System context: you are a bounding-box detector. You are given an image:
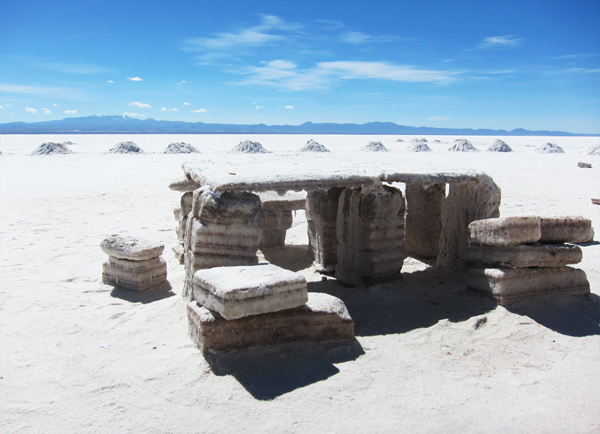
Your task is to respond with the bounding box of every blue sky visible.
[1,0,599,133]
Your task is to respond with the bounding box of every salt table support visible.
[182,190,262,299]
[437,174,501,271]
[465,216,591,305]
[101,236,167,291]
[306,187,344,273]
[169,175,202,264]
[335,184,406,286]
[259,209,293,247]
[404,182,445,259]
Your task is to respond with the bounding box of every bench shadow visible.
[260,244,312,272]
[109,280,175,304]
[206,339,364,400]
[506,293,600,337]
[308,266,497,337]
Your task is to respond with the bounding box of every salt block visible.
[306,188,344,272]
[539,216,594,244]
[404,183,444,259]
[195,191,262,226]
[187,292,354,354]
[577,162,592,169]
[192,264,308,320]
[173,207,182,221]
[188,219,260,252]
[100,236,165,261]
[463,243,582,268]
[468,216,541,246]
[180,191,193,217]
[259,229,287,248]
[467,266,590,305]
[172,244,184,264]
[259,210,293,231]
[338,184,405,221]
[102,256,167,291]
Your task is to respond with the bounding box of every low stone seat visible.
[101,235,165,261]
[192,264,308,320]
[539,216,594,244]
[468,217,541,246]
[187,292,354,354]
[463,243,582,268]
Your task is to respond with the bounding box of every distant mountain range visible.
[0,115,594,136]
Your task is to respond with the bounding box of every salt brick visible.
[100,236,165,261]
[463,243,582,268]
[539,216,594,244]
[468,217,540,246]
[102,256,167,291]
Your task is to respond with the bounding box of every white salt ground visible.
[1,134,599,434]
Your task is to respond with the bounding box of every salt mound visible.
[359,141,389,152]
[406,141,432,152]
[487,139,513,152]
[109,141,144,154]
[448,139,478,152]
[164,142,200,154]
[396,138,404,142]
[412,138,427,143]
[231,140,271,154]
[31,142,73,155]
[534,143,564,154]
[299,139,330,152]
[583,144,600,155]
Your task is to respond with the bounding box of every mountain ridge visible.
[0,115,594,136]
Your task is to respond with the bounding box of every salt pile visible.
[583,144,600,155]
[396,138,404,142]
[359,141,389,152]
[534,142,564,154]
[109,141,144,154]
[448,139,478,152]
[406,138,432,152]
[487,139,513,152]
[164,142,200,154]
[231,140,271,154]
[299,139,330,152]
[31,142,73,155]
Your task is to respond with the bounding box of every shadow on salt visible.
[109,281,175,304]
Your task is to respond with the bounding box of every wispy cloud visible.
[34,62,116,74]
[53,103,59,107]
[0,106,3,110]
[127,77,143,81]
[565,67,600,73]
[26,107,37,114]
[107,80,114,83]
[65,109,77,114]
[285,105,294,109]
[161,107,179,112]
[177,81,187,85]
[477,35,521,50]
[256,105,264,109]
[235,60,457,90]
[340,31,399,44]
[193,108,207,113]
[547,53,598,60]
[129,101,151,108]
[42,108,51,114]
[183,102,190,105]
[123,111,144,117]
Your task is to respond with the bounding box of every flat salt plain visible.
[1,134,599,434]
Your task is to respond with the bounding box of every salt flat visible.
[1,134,599,433]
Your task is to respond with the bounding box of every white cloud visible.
[127,77,143,81]
[478,35,521,50]
[565,67,600,74]
[107,80,114,83]
[123,111,144,117]
[427,116,450,121]
[161,107,179,112]
[26,107,37,114]
[5,104,11,107]
[183,102,190,105]
[235,60,457,90]
[43,109,51,114]
[64,109,77,114]
[284,105,294,109]
[256,105,264,109]
[52,103,59,107]
[193,108,207,113]
[0,106,3,110]
[129,101,152,108]
[177,81,187,85]
[340,31,398,44]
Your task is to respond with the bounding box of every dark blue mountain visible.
[0,115,592,136]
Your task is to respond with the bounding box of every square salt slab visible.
[192,263,308,320]
[468,216,541,246]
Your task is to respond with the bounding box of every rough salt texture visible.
[359,141,389,152]
[169,176,201,192]
[463,243,583,268]
[487,139,513,152]
[172,244,184,264]
[108,141,144,154]
[404,183,444,259]
[467,266,590,305]
[437,174,502,270]
[164,142,200,154]
[187,293,354,354]
[192,264,308,320]
[406,142,432,152]
[259,210,293,247]
[335,184,405,286]
[468,216,541,246]
[195,191,262,226]
[231,140,270,154]
[539,216,594,244]
[100,236,164,261]
[584,144,600,155]
[299,139,330,152]
[102,256,167,291]
[258,191,306,212]
[535,143,564,154]
[448,139,478,152]
[31,142,73,155]
[306,188,344,273]
[577,162,592,168]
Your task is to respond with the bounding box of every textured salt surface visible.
[487,139,513,152]
[231,140,271,154]
[406,142,433,152]
[449,139,479,152]
[31,142,73,155]
[299,139,330,152]
[109,141,144,154]
[535,142,564,153]
[584,144,600,155]
[359,141,388,152]
[164,142,200,154]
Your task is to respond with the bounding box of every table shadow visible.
[109,280,175,304]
